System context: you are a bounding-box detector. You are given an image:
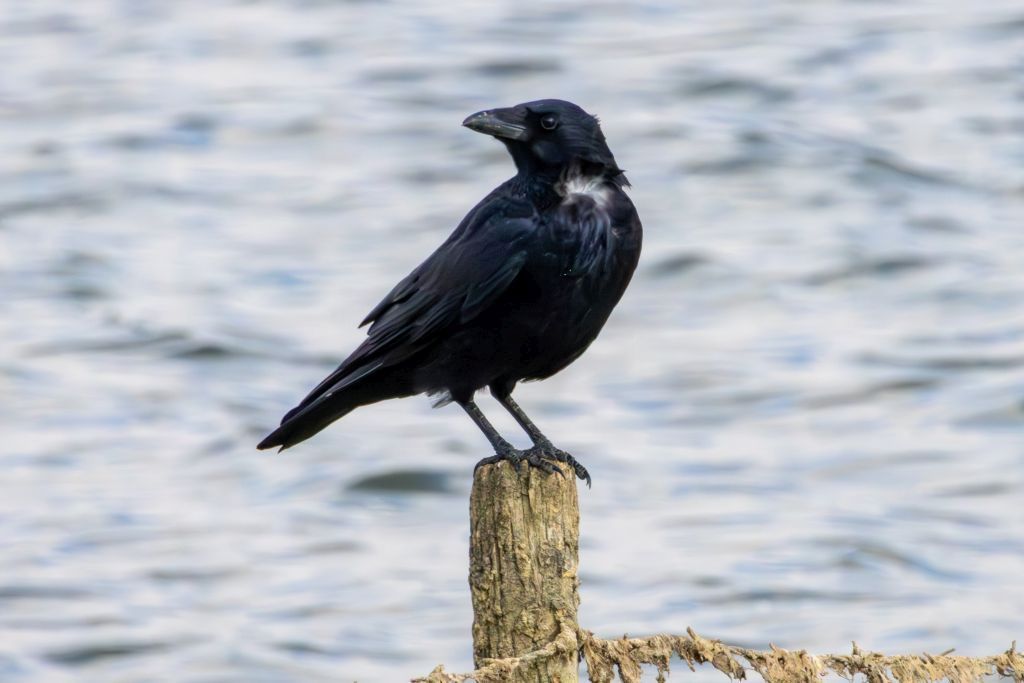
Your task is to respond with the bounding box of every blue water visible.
[2,1,1023,681]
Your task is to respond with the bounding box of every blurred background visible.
[2,1,1023,681]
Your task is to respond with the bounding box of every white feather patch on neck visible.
[557,174,610,208]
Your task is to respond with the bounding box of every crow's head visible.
[463,99,624,183]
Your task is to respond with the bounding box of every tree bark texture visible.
[469,459,580,683]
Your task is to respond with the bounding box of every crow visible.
[257,99,642,486]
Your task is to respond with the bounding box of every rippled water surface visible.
[3,1,1024,680]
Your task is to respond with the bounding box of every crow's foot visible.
[474,444,562,478]
[525,441,591,488]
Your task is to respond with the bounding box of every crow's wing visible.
[282,195,536,420]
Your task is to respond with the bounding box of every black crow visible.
[258,99,642,486]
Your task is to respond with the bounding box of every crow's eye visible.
[540,114,558,130]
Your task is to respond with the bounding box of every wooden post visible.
[469,459,580,683]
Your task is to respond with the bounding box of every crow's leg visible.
[493,393,591,487]
[459,400,560,477]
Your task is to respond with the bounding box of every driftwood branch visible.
[412,458,1023,683]
[416,629,1023,683]
[579,629,1023,683]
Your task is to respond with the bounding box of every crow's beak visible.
[462,108,529,141]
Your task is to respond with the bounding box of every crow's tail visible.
[257,363,416,451]
[256,393,358,451]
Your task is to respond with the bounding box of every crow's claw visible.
[523,451,563,477]
[474,443,569,480]
[524,443,592,488]
[474,441,521,474]
[473,439,591,486]
[474,453,505,474]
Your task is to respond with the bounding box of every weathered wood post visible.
[468,459,580,682]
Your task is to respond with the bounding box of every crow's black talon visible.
[579,468,592,488]
[517,444,591,484]
[528,444,592,486]
[473,453,504,474]
[475,440,590,483]
[524,452,560,476]
[475,444,561,478]
[561,454,591,486]
[569,462,591,487]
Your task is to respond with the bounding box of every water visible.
[2,1,1023,681]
